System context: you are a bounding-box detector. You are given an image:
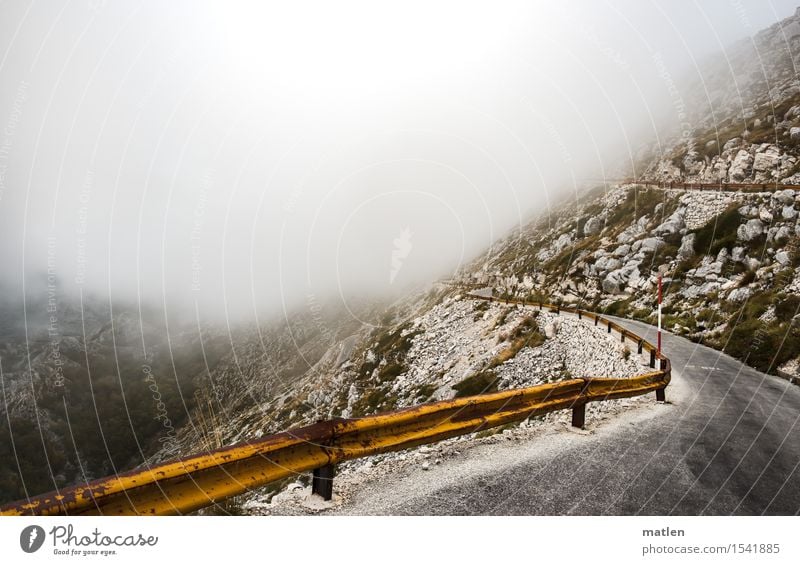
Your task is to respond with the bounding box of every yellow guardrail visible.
[0,296,670,516]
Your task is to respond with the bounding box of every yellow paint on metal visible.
[0,296,670,517]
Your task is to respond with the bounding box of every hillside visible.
[3,5,800,514]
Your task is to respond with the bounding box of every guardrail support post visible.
[656,388,666,402]
[556,306,560,315]
[649,350,656,368]
[637,340,643,354]
[594,316,598,326]
[312,464,335,501]
[620,332,625,343]
[607,321,612,333]
[578,310,582,320]
[571,403,586,429]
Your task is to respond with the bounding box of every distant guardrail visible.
[623,179,800,193]
[0,296,670,516]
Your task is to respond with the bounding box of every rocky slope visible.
[0,286,379,504]
[4,6,800,514]
[462,182,800,381]
[451,9,800,385]
[641,8,800,185]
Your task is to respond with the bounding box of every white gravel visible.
[242,302,663,516]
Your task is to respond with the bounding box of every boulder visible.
[782,205,798,220]
[682,151,704,176]
[594,256,622,274]
[612,244,631,257]
[769,225,792,243]
[775,189,796,205]
[654,210,686,235]
[602,265,640,294]
[639,237,666,253]
[729,150,753,181]
[691,257,723,280]
[727,287,753,302]
[678,233,696,260]
[583,216,604,236]
[737,218,764,241]
[722,138,741,152]
[543,320,560,338]
[555,233,572,250]
[776,251,791,266]
[753,145,782,177]
[738,204,759,218]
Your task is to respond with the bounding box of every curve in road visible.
[334,316,800,515]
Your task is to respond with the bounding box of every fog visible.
[0,0,795,321]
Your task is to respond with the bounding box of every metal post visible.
[571,403,586,429]
[656,388,666,402]
[607,321,612,333]
[312,464,335,501]
[578,310,582,320]
[649,350,656,368]
[620,331,625,343]
[594,316,598,326]
[556,306,560,315]
[657,274,663,357]
[637,339,643,354]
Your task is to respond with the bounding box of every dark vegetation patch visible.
[454,314,547,398]
[692,205,743,256]
[712,290,800,374]
[453,371,499,398]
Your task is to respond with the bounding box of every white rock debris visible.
[388,298,651,406]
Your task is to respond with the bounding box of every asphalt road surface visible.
[339,318,800,515]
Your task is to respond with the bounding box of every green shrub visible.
[775,296,800,322]
[378,362,405,382]
[693,205,742,256]
[453,371,499,398]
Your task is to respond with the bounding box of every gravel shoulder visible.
[243,309,681,516]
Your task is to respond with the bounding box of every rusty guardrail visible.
[622,179,799,193]
[0,296,670,516]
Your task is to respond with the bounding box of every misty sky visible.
[0,0,797,320]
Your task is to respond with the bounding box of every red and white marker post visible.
[657,274,662,357]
